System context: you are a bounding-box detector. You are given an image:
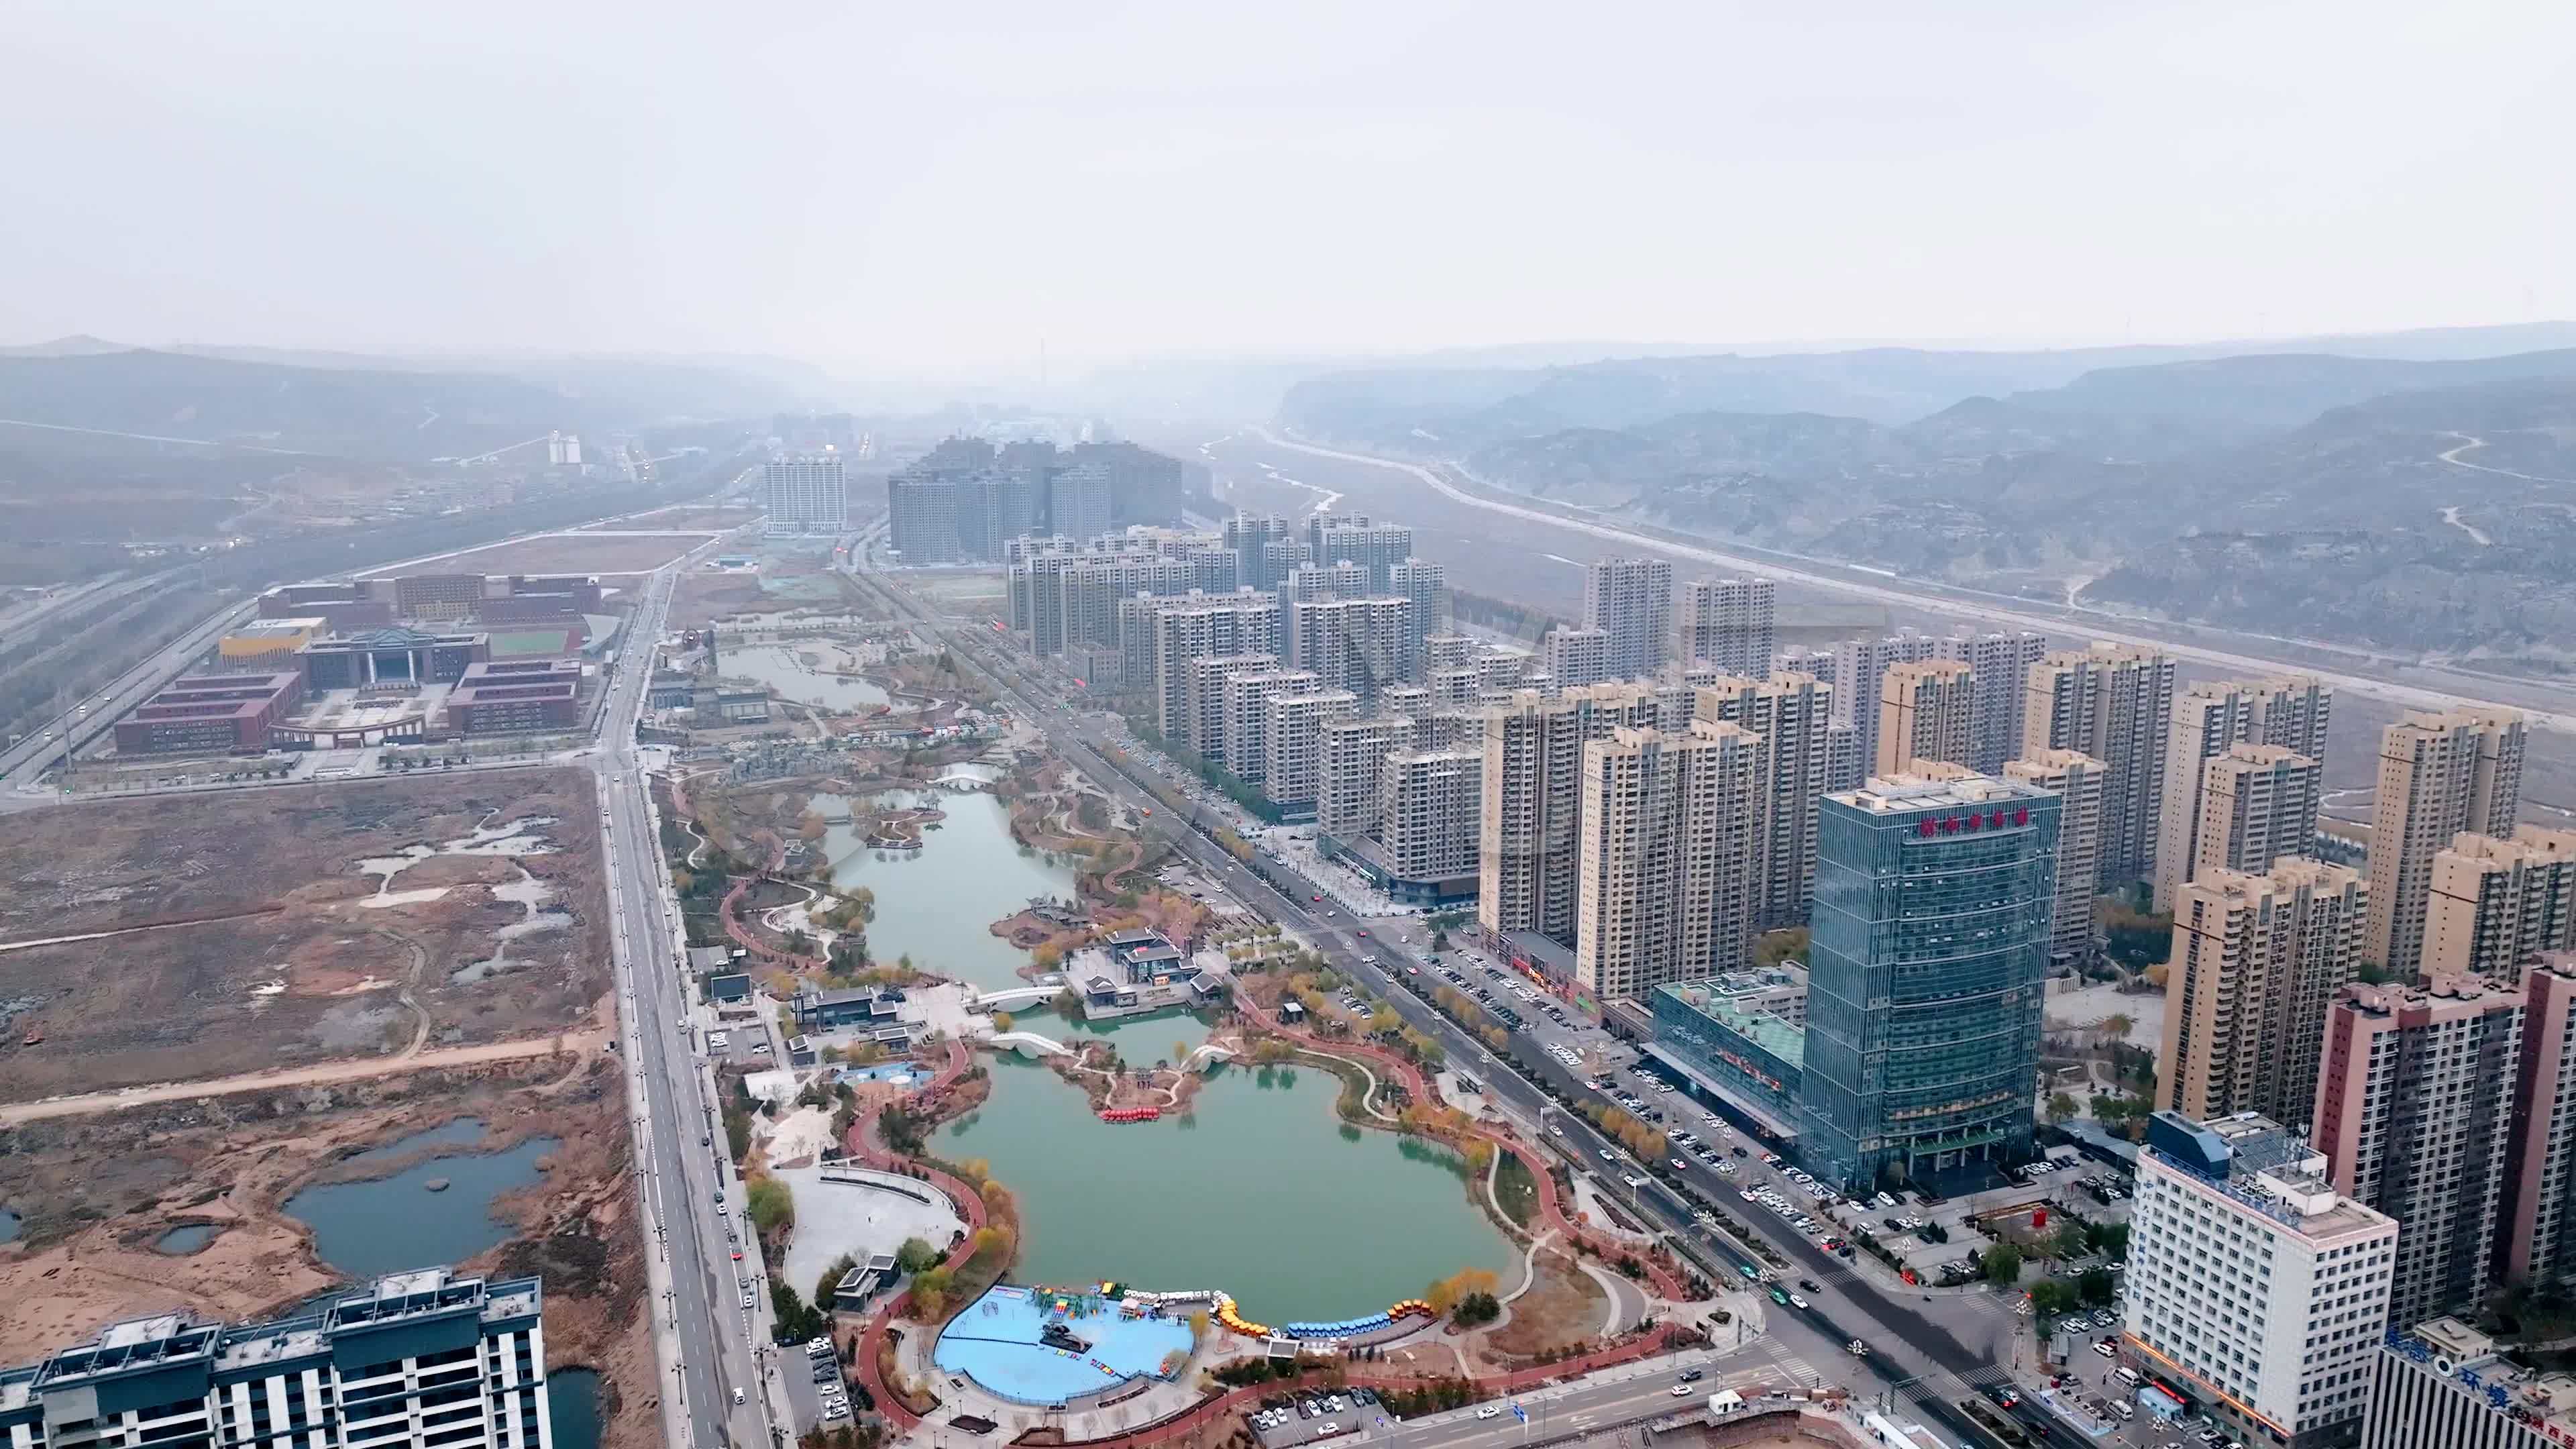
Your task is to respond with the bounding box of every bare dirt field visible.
[0,769,608,1101]
[0,1051,656,1449]
[580,505,759,532]
[384,531,712,578]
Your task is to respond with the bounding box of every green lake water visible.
[825,791,1079,991]
[944,1055,1512,1326]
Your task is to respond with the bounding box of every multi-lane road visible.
[845,566,2091,1449]
[595,553,780,1449]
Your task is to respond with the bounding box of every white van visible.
[2116,1367,2141,1387]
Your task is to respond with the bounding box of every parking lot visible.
[790,1336,854,1429]
[1248,1385,1395,1448]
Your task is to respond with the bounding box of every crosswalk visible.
[1760,1344,1823,1389]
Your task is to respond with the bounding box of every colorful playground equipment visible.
[1096,1106,1163,1123]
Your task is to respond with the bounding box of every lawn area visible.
[1495,1152,1540,1230]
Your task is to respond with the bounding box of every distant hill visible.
[0,345,818,460]
[0,349,582,460]
[2002,348,2576,429]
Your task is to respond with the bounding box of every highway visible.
[595,551,780,1449]
[0,594,257,799]
[1238,425,2576,735]
[843,565,2088,1449]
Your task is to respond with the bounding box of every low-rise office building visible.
[113,672,306,755]
[444,659,582,735]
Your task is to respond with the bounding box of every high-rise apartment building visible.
[1145,590,1281,748]
[1289,596,1417,704]
[1222,513,1296,588]
[1318,715,1416,844]
[2504,955,2576,1293]
[1694,672,1835,930]
[2426,826,2576,980]
[763,451,848,536]
[1678,578,1776,679]
[0,1269,549,1449]
[1478,684,1678,947]
[1377,747,1485,885]
[1280,560,1368,604]
[2155,677,2334,910]
[1388,558,1448,651]
[2193,744,2322,885]
[1801,771,2058,1189]
[1931,631,2047,774]
[2024,643,2176,888]
[1875,659,1977,777]
[2158,859,2367,1125]
[2006,750,2108,963]
[1184,652,1277,768]
[1582,558,1674,682]
[1217,667,1315,784]
[1261,688,1358,814]
[2362,1316,2576,1449]
[1830,633,1941,785]
[2369,708,2528,978]
[2312,974,2523,1328]
[2127,1111,2396,1449]
[1542,627,1611,688]
[1011,543,1236,662]
[1574,721,1759,1002]
[1308,518,1414,590]
[1046,463,1113,546]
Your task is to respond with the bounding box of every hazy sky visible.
[5,1,2571,374]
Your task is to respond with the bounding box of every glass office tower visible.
[1801,771,2060,1191]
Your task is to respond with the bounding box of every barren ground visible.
[384,532,713,578]
[0,1051,655,1449]
[0,769,608,1100]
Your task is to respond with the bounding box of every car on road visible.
[1768,1287,1790,1305]
[1678,1369,1704,1383]
[2093,1342,2117,1358]
[1600,1149,1617,1162]
[1788,1294,1809,1309]
[731,1249,743,1260]
[1986,1385,2020,1409]
[1475,1406,1501,1419]
[1799,1279,1820,1291]
[1668,1385,1692,1397]
[1549,1125,1565,1137]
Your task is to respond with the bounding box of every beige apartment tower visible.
[2006,750,2108,963]
[1694,671,1835,930]
[2192,743,2322,885]
[2424,826,2576,979]
[1377,747,1484,883]
[1317,715,1416,843]
[1876,658,1977,779]
[2024,643,2177,888]
[1582,557,1674,682]
[2367,708,2527,979]
[1477,683,1678,946]
[2158,857,2367,1126]
[2154,676,2334,911]
[1678,577,1776,679]
[1574,720,1760,1001]
[1260,688,1358,811]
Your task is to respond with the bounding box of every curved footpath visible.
[838,1029,1700,1446]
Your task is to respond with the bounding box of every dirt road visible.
[0,1028,607,1125]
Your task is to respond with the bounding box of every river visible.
[825,791,1079,992]
[943,1055,1512,1325]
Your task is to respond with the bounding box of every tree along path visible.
[837,1032,1697,1444]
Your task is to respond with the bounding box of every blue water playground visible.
[935,1284,1440,1408]
[933,1285,1193,1407]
